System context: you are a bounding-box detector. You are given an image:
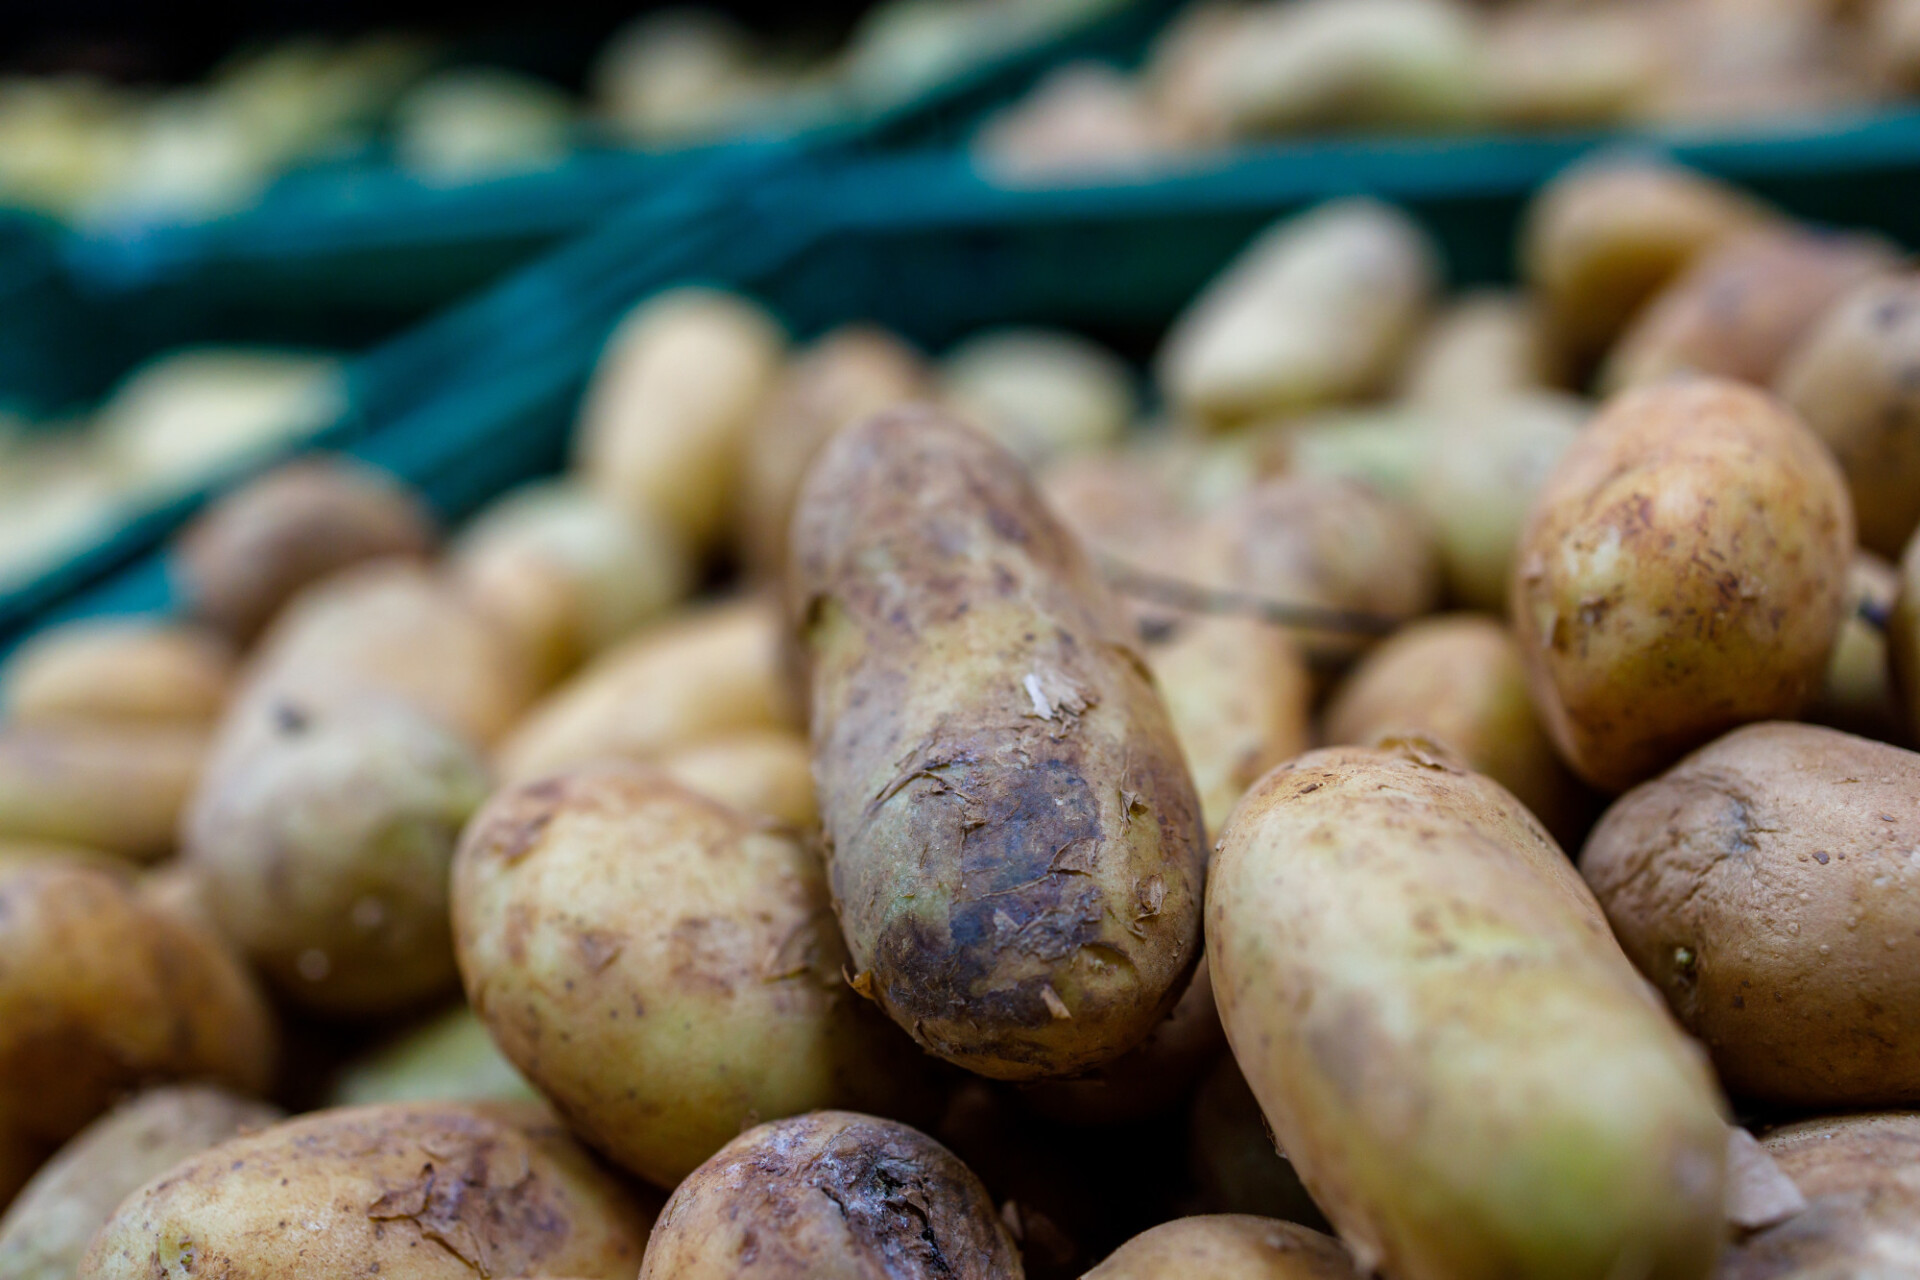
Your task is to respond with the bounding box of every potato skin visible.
[0,722,208,862]
[1512,378,1853,792]
[1809,553,1904,744]
[329,1004,536,1107]
[1581,722,1920,1106]
[657,727,818,828]
[2,620,233,727]
[790,407,1205,1081]
[79,1102,656,1280]
[1086,1216,1361,1280]
[1719,1112,1920,1278]
[1209,741,1727,1280]
[638,1110,1021,1279]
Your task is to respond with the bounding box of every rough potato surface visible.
[1719,1113,1920,1278]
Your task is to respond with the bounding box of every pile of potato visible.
[6,153,1920,1278]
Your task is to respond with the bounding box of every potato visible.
[1778,273,1920,557]
[1208,741,1728,1280]
[1037,447,1190,572]
[1187,1057,1324,1226]
[974,63,1178,184]
[657,727,817,828]
[1871,0,1920,93]
[329,1004,535,1107]
[496,595,796,784]
[1602,229,1898,393]
[184,692,489,1017]
[2,620,232,727]
[1719,1111,1920,1278]
[638,1111,1020,1279]
[450,478,691,688]
[0,721,207,861]
[1400,291,1561,405]
[454,765,929,1187]
[1512,379,1853,792]
[0,860,275,1203]
[575,287,786,552]
[1581,722,1920,1107]
[1481,6,1662,129]
[392,68,573,180]
[592,9,759,144]
[1324,614,1589,844]
[80,1101,656,1280]
[0,1085,281,1280]
[1157,199,1438,426]
[172,456,436,642]
[1086,1216,1362,1280]
[1810,552,1904,743]
[737,326,929,579]
[1520,158,1772,361]
[791,407,1205,1080]
[939,327,1137,466]
[1278,406,1432,504]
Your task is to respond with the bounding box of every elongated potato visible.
[791,407,1206,1080]
[0,860,275,1204]
[939,327,1137,466]
[330,1004,535,1107]
[1209,741,1728,1280]
[638,1111,1020,1279]
[0,1085,281,1280]
[1087,1216,1362,1280]
[1810,552,1904,743]
[0,721,207,861]
[79,1102,656,1280]
[1719,1112,1920,1278]
[2,620,232,727]
[1582,722,1920,1107]
[657,727,817,828]
[1512,379,1853,792]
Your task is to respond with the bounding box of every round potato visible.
[172,455,435,643]
[329,1004,535,1107]
[1209,741,1727,1280]
[1037,447,1190,573]
[79,1102,657,1280]
[0,721,208,862]
[638,1110,1020,1279]
[1086,1216,1362,1280]
[1400,290,1561,405]
[0,860,275,1203]
[791,407,1205,1081]
[1,619,233,727]
[1809,552,1904,744]
[1582,722,1920,1106]
[939,327,1137,466]
[1512,378,1854,792]
[1720,1112,1920,1278]
[657,727,817,828]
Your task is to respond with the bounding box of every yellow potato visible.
[1,619,233,726]
[657,727,817,828]
[1086,1216,1362,1280]
[1719,1111,1920,1277]
[1400,290,1562,405]
[0,721,207,861]
[1810,552,1904,744]
[939,326,1137,466]
[329,1003,535,1107]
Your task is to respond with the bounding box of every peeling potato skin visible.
[1718,1113,1920,1278]
[1208,742,1727,1280]
[1581,722,1920,1107]
[637,1110,1021,1279]
[1511,378,1854,793]
[77,1101,657,1280]
[1085,1215,1362,1280]
[0,861,276,1205]
[790,408,1206,1081]
[453,765,931,1189]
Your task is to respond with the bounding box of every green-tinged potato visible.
[392,68,573,180]
[1188,1057,1325,1226]
[329,1004,535,1106]
[791,408,1205,1080]
[184,693,489,1017]
[2,620,232,727]
[172,456,435,643]
[1778,273,1920,557]
[738,326,930,578]
[1324,614,1590,844]
[1603,230,1898,393]
[1087,1216,1362,1280]
[0,860,275,1203]
[0,1085,281,1280]
[1810,552,1904,744]
[1400,291,1562,405]
[638,1111,1020,1280]
[657,727,817,828]
[496,595,797,784]
[1209,741,1728,1280]
[79,1101,656,1280]
[1278,406,1433,504]
[575,287,786,551]
[1719,1112,1920,1278]
[1481,6,1662,129]
[1158,199,1438,426]
[454,766,930,1188]
[939,327,1137,466]
[1520,158,1773,361]
[1512,379,1854,792]
[1582,722,1920,1107]
[0,721,207,861]
[450,478,691,688]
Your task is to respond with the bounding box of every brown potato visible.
[1400,290,1562,405]
[638,1111,1020,1279]
[1809,552,1904,744]
[172,455,435,643]
[656,727,817,828]
[1,620,233,727]
[791,407,1205,1081]
[0,860,275,1203]
[0,721,208,862]
[1719,1112,1920,1277]
[1086,1216,1362,1279]
[79,1102,656,1280]
[1512,378,1854,792]
[1582,722,1920,1107]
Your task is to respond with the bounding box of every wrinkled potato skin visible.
[454,767,928,1188]
[496,595,797,784]
[1086,1216,1362,1280]
[1809,552,1904,744]
[173,456,435,643]
[1512,379,1854,792]
[0,722,208,862]
[0,861,275,1204]
[657,728,818,828]
[1209,742,1727,1280]
[1719,1113,1920,1279]
[79,1102,656,1280]
[1582,723,1920,1107]
[791,408,1206,1081]
[638,1111,1021,1280]
[2,621,233,727]
[0,1085,282,1280]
